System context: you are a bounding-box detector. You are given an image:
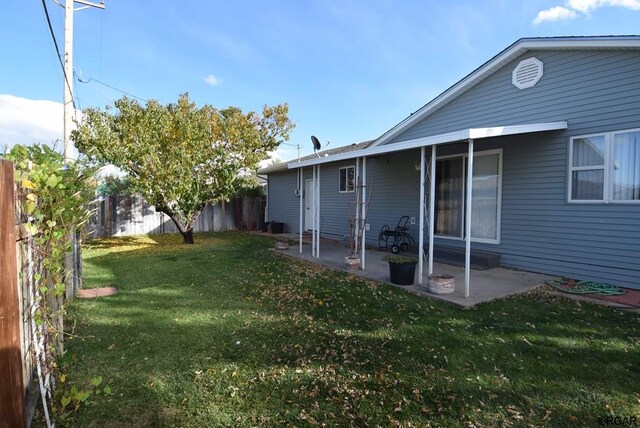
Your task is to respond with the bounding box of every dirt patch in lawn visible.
[77,287,118,299]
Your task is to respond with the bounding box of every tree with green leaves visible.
[96,174,139,196]
[72,93,293,244]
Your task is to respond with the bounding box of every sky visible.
[2,0,640,162]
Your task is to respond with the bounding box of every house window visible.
[569,129,640,203]
[339,166,355,193]
[435,150,502,243]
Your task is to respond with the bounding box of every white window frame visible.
[568,128,640,204]
[435,148,503,245]
[338,165,355,193]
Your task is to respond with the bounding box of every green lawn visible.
[58,232,639,427]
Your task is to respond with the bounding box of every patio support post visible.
[355,158,360,256]
[418,147,425,284]
[465,139,474,298]
[316,165,321,258]
[299,168,303,254]
[360,157,367,270]
[428,145,436,275]
[312,165,316,257]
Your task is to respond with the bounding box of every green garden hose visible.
[545,279,625,296]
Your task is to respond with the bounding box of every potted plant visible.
[428,273,455,294]
[384,255,418,285]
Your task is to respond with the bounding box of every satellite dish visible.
[311,135,321,152]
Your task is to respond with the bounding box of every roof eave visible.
[287,121,568,169]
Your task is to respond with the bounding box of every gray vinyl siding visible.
[266,171,299,233]
[388,50,640,141]
[267,155,424,244]
[364,150,421,248]
[267,48,640,289]
[318,160,356,240]
[383,49,640,289]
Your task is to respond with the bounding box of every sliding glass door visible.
[435,150,502,243]
[435,157,464,237]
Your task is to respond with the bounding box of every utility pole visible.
[62,0,105,162]
[61,0,105,301]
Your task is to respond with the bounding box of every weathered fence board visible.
[0,160,27,428]
[88,196,265,238]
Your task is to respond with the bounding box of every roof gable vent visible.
[512,57,543,90]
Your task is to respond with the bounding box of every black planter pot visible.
[388,261,417,285]
[270,222,284,234]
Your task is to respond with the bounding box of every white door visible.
[305,179,315,231]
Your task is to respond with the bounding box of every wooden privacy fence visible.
[1,160,66,428]
[87,195,266,238]
[1,160,46,428]
[0,160,26,427]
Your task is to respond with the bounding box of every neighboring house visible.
[260,36,640,291]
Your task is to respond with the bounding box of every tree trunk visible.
[181,229,195,244]
[159,210,196,245]
[155,204,205,245]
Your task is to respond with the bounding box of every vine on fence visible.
[5,144,96,425]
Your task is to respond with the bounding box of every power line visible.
[40,0,77,110]
[78,75,113,104]
[76,76,148,103]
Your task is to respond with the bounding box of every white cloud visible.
[204,74,223,86]
[568,0,640,12]
[533,6,579,24]
[0,94,64,151]
[533,0,640,24]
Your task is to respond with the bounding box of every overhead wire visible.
[76,76,148,103]
[76,73,113,105]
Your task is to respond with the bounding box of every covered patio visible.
[287,122,567,303]
[271,236,554,308]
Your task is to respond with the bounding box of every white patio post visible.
[316,164,321,258]
[465,139,474,298]
[299,168,303,254]
[418,147,425,284]
[354,158,360,256]
[428,145,436,275]
[360,157,367,270]
[312,165,316,257]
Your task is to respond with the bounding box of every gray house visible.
[260,36,640,293]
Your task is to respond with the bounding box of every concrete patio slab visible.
[269,236,556,308]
